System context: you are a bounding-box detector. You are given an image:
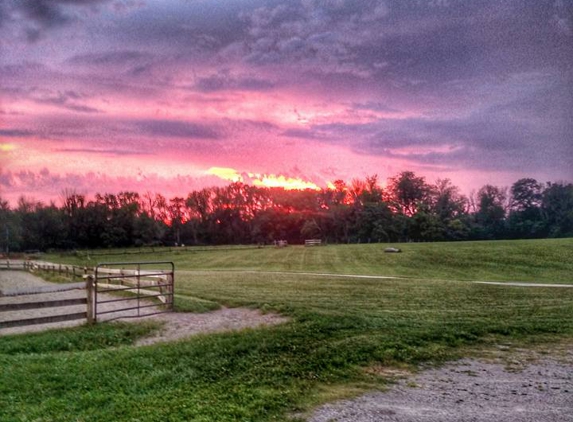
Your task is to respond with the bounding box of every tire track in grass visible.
[179,270,573,287]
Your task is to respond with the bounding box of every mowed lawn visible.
[1,239,572,421]
[51,238,573,282]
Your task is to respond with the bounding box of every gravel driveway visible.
[310,347,573,422]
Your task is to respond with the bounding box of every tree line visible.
[1,171,572,252]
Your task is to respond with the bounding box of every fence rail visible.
[0,260,173,332]
[94,261,174,322]
[0,261,31,271]
[0,294,88,329]
[1,260,94,281]
[0,312,88,329]
[305,239,322,246]
[0,298,87,312]
[1,281,86,297]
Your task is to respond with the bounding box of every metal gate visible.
[93,261,174,322]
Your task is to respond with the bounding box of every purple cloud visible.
[0,0,570,201]
[0,129,33,137]
[34,91,102,113]
[193,73,276,92]
[134,119,221,140]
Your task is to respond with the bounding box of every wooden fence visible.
[0,260,32,271]
[304,239,322,246]
[1,260,173,331]
[0,278,94,330]
[0,260,93,280]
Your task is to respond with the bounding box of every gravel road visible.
[310,348,573,422]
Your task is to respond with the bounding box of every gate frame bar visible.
[93,261,174,323]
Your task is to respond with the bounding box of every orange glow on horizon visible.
[252,174,320,191]
[0,143,16,152]
[207,167,242,182]
[206,166,322,191]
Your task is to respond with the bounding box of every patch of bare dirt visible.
[135,307,289,346]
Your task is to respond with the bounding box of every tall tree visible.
[541,182,573,237]
[431,179,468,221]
[507,178,544,238]
[387,171,431,216]
[510,178,543,212]
[475,184,507,238]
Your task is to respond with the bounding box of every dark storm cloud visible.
[18,0,112,25]
[321,107,550,162]
[108,2,241,53]
[0,3,6,28]
[19,1,70,28]
[363,116,527,152]
[193,74,276,93]
[55,148,150,156]
[351,102,401,113]
[281,129,325,140]
[134,120,221,140]
[6,115,254,147]
[233,1,391,77]
[66,50,159,78]
[67,51,151,67]
[283,66,573,173]
[0,129,33,137]
[4,117,115,141]
[34,91,102,113]
[9,0,113,42]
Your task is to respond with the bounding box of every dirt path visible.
[309,346,573,422]
[135,308,288,346]
[0,271,288,340]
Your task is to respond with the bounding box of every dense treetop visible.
[1,172,572,251]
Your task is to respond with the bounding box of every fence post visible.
[86,275,95,324]
[169,273,174,310]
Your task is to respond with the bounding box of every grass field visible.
[49,238,573,282]
[2,239,572,421]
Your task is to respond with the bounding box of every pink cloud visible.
[0,168,229,205]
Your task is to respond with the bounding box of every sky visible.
[0,0,572,205]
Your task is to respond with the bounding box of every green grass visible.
[0,321,161,355]
[173,294,221,313]
[2,239,572,421]
[48,238,573,283]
